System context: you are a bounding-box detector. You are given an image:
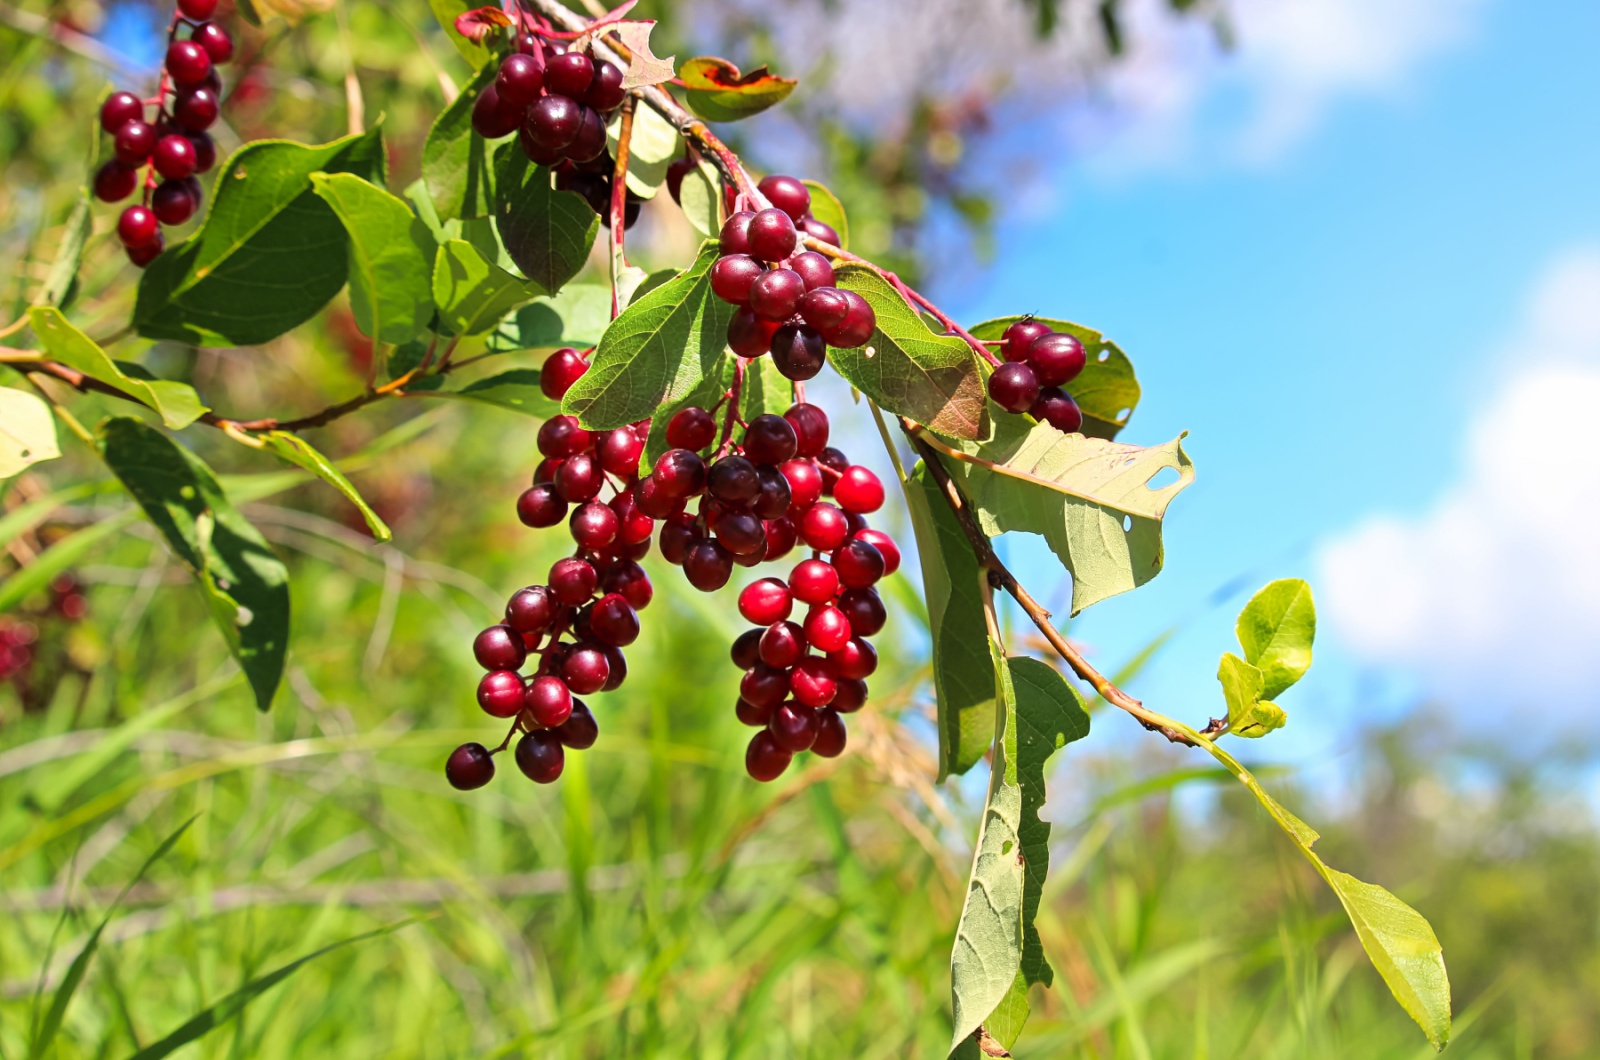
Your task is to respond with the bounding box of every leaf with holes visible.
[607,103,680,199]
[832,265,987,439]
[423,64,498,223]
[256,431,391,541]
[969,315,1141,439]
[1236,578,1316,699]
[801,179,848,249]
[680,56,797,122]
[493,147,599,292]
[309,173,435,347]
[0,388,59,479]
[611,20,676,90]
[560,241,735,430]
[28,307,208,428]
[133,129,385,346]
[926,409,1193,613]
[432,239,535,336]
[99,417,290,710]
[487,283,612,352]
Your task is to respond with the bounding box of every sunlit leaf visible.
[310,173,435,347]
[0,387,60,479]
[1235,578,1315,699]
[801,179,848,250]
[432,239,534,335]
[256,431,392,541]
[422,64,498,223]
[493,147,599,293]
[607,103,680,199]
[680,56,797,122]
[28,307,208,428]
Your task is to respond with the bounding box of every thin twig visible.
[609,95,636,317]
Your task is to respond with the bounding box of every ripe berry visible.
[819,291,875,348]
[829,637,877,680]
[989,362,1041,413]
[496,53,544,107]
[832,538,885,589]
[788,251,835,291]
[567,107,608,163]
[790,656,837,707]
[736,697,773,727]
[852,529,901,577]
[192,22,233,64]
[763,518,798,561]
[834,466,884,513]
[1028,332,1086,387]
[446,742,496,789]
[545,52,595,97]
[601,561,653,610]
[748,268,805,321]
[759,620,806,669]
[100,92,144,135]
[602,645,629,690]
[589,593,640,647]
[553,453,602,503]
[582,59,626,111]
[537,414,593,458]
[758,174,811,221]
[173,87,219,132]
[478,670,526,717]
[789,559,839,604]
[472,85,523,139]
[653,448,707,500]
[727,308,780,357]
[598,428,643,477]
[667,406,717,451]
[838,587,886,636]
[833,678,867,713]
[710,254,763,305]
[683,540,733,592]
[738,578,793,625]
[745,730,792,782]
[549,556,598,604]
[740,663,791,709]
[178,0,219,18]
[556,699,599,748]
[1031,388,1083,433]
[127,234,165,267]
[798,216,841,247]
[811,708,848,757]
[525,674,574,726]
[633,475,679,520]
[474,624,527,671]
[770,324,825,380]
[188,132,216,173]
[798,502,849,552]
[117,205,159,248]
[731,628,763,670]
[506,585,556,634]
[780,461,823,515]
[816,446,849,485]
[515,730,565,783]
[658,520,697,565]
[804,604,852,653]
[769,701,819,752]
[780,406,827,460]
[796,287,849,332]
[569,500,619,550]
[753,467,793,519]
[113,120,156,164]
[153,134,197,179]
[562,644,610,694]
[609,490,654,545]
[1002,319,1051,362]
[747,208,798,261]
[165,41,213,87]
[93,161,139,203]
[715,511,766,555]
[708,455,760,507]
[517,484,567,528]
[527,95,581,151]
[720,210,754,255]
[540,347,589,400]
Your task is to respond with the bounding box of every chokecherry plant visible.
[0,0,1452,1054]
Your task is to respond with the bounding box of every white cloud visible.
[1317,249,1600,717]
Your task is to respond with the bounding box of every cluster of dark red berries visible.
[986,320,1087,433]
[709,175,875,381]
[93,0,233,267]
[0,574,89,715]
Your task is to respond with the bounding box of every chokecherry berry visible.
[1031,388,1083,433]
[829,637,878,680]
[819,291,875,348]
[570,499,619,549]
[747,208,798,262]
[759,620,807,669]
[764,517,798,561]
[789,251,835,291]
[100,92,144,135]
[540,347,589,400]
[602,561,653,610]
[496,53,544,107]
[790,656,838,707]
[1002,319,1051,362]
[598,427,643,477]
[562,644,611,694]
[790,559,840,604]
[1029,332,1086,387]
[652,448,708,500]
[770,324,826,380]
[780,458,823,513]
[567,107,607,163]
[581,60,626,111]
[127,234,165,267]
[556,699,599,748]
[506,585,556,634]
[589,593,640,646]
[477,670,526,717]
[804,604,852,653]
[784,403,829,457]
[834,466,884,513]
[731,627,764,670]
[832,678,868,713]
[515,729,565,783]
[740,663,791,709]
[117,205,159,248]
[474,624,527,671]
[736,697,774,727]
[745,730,791,781]
[549,556,599,604]
[93,162,139,204]
[852,529,901,577]
[710,254,763,305]
[811,708,848,757]
[609,490,654,544]
[838,587,887,636]
[832,538,885,589]
[537,414,593,458]
[545,51,595,97]
[527,95,581,151]
[165,41,213,87]
[798,216,841,247]
[758,174,811,221]
[188,132,216,173]
[472,85,523,139]
[446,742,496,789]
[707,455,760,507]
[727,308,779,357]
[738,578,793,625]
[666,406,717,451]
[153,134,197,180]
[715,511,766,555]
[517,484,567,528]
[525,674,574,727]
[798,502,850,552]
[173,87,219,132]
[683,540,733,592]
[989,362,1040,413]
[720,210,754,256]
[113,120,156,164]
[748,268,805,321]
[769,701,819,752]
[192,22,233,64]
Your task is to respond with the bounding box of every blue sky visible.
[936,0,1600,764]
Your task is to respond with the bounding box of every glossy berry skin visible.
[590,593,640,646]
[719,211,754,255]
[834,466,884,513]
[113,120,156,164]
[569,500,619,550]
[472,86,523,139]
[829,637,878,680]
[549,556,599,604]
[666,406,716,451]
[770,324,826,380]
[804,604,853,653]
[93,161,139,203]
[537,414,592,458]
[759,620,806,669]
[754,467,793,519]
[598,428,643,477]
[525,675,574,727]
[683,540,733,592]
[832,538,886,589]
[748,268,806,321]
[811,708,848,757]
[798,216,841,247]
[188,132,216,173]
[798,502,850,552]
[126,234,165,267]
[474,624,527,671]
[740,664,791,709]
[517,484,567,528]
[758,174,811,221]
[446,742,496,789]
[658,520,697,565]
[1002,319,1051,362]
[790,657,838,707]
[738,578,793,625]
[117,205,159,248]
[527,95,581,150]
[1031,388,1083,433]
[820,291,875,348]
[582,60,626,111]
[710,254,763,305]
[652,449,707,500]
[545,52,595,97]
[839,587,887,636]
[192,22,233,64]
[769,701,819,752]
[515,730,565,783]
[166,41,213,87]
[779,459,822,514]
[567,107,608,163]
[715,511,766,556]
[816,447,849,486]
[832,678,868,713]
[609,491,654,545]
[789,251,835,291]
[100,92,144,134]
[173,87,219,132]
[708,455,760,507]
[541,347,589,399]
[1028,332,1086,387]
[727,308,780,357]
[555,453,604,502]
[745,730,792,782]
[989,362,1041,413]
[783,404,829,457]
[602,561,654,610]
[556,700,599,748]
[747,208,798,262]
[731,628,763,670]
[736,697,773,727]
[852,529,901,577]
[506,585,556,634]
[764,518,798,561]
[562,644,611,694]
[478,670,526,718]
[496,53,544,107]
[790,559,839,604]
[795,288,848,332]
[153,135,196,180]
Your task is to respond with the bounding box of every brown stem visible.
[609,95,635,317]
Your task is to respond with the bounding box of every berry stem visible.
[716,356,746,455]
[609,94,635,318]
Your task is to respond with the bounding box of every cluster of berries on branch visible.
[709,175,874,381]
[987,319,1087,433]
[94,0,234,267]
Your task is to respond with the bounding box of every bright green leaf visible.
[1217,651,1285,738]
[678,157,723,237]
[680,56,797,122]
[739,354,793,422]
[607,104,681,199]
[432,239,534,336]
[423,64,498,224]
[493,147,599,293]
[0,387,59,478]
[99,417,290,711]
[487,283,612,352]
[832,265,988,439]
[561,241,736,430]
[969,315,1141,439]
[309,173,435,347]
[133,129,386,346]
[1236,578,1316,699]
[28,307,208,428]
[256,431,391,541]
[440,368,561,418]
[801,179,849,249]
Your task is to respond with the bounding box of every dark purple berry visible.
[989,362,1040,413]
[100,92,144,135]
[515,730,565,783]
[747,208,798,262]
[446,742,495,789]
[770,324,826,380]
[495,53,544,107]
[758,174,811,221]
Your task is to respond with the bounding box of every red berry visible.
[474,624,527,671]
[527,95,581,151]
[683,540,733,592]
[609,490,654,545]
[165,40,213,88]
[597,427,643,477]
[540,347,589,400]
[569,499,619,550]
[747,208,798,262]
[496,53,544,107]
[446,742,495,789]
[549,556,598,604]
[758,174,811,221]
[790,656,837,707]
[769,701,819,752]
[545,51,595,97]
[832,678,868,713]
[477,670,526,717]
[784,403,829,458]
[153,134,197,180]
[666,406,717,450]
[710,254,763,305]
[100,92,144,135]
[738,578,793,625]
[113,120,156,164]
[653,448,707,500]
[804,604,852,653]
[740,663,791,709]
[789,251,835,292]
[1002,319,1051,362]
[590,593,640,646]
[517,484,567,528]
[834,466,884,513]
[989,362,1040,413]
[515,730,565,783]
[715,511,767,556]
[748,268,806,321]
[745,730,792,781]
[93,161,139,203]
[555,699,599,748]
[562,644,610,694]
[566,107,607,163]
[759,620,807,669]
[811,708,848,757]
[581,60,626,111]
[770,324,826,380]
[798,502,849,552]
[506,585,556,634]
[472,85,523,139]
[601,561,653,611]
[192,22,233,64]
[736,697,774,727]
[188,132,216,173]
[838,588,886,636]
[126,233,165,267]
[1028,332,1086,387]
[708,455,760,507]
[789,559,839,604]
[852,529,900,577]
[720,210,754,255]
[828,637,877,679]
[178,0,218,22]
[555,452,604,502]
[763,517,798,561]
[780,459,823,512]
[1031,388,1083,433]
[658,520,698,565]
[798,216,841,247]
[819,291,875,348]
[173,87,219,132]
[117,205,159,248]
[727,307,780,357]
[832,538,885,589]
[525,674,574,726]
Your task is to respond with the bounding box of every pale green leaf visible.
[1236,577,1316,699]
[1217,651,1285,738]
[309,173,435,347]
[256,431,391,541]
[28,307,208,428]
[422,64,498,223]
[801,179,848,249]
[968,315,1141,440]
[487,283,612,352]
[0,387,59,478]
[432,240,535,336]
[738,354,793,422]
[493,147,599,293]
[678,157,723,237]
[607,104,681,199]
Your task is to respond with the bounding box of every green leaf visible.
[680,56,798,122]
[949,648,1089,1054]
[428,0,494,67]
[28,307,208,428]
[432,239,534,336]
[487,282,612,352]
[403,177,456,244]
[0,387,59,478]
[738,354,793,422]
[255,431,391,541]
[1235,578,1315,699]
[927,412,1193,613]
[126,922,408,1060]
[1217,651,1285,738]
[439,368,561,418]
[968,315,1141,439]
[607,104,681,199]
[801,179,849,250]
[638,350,733,475]
[28,817,193,1060]
[678,157,723,238]
[99,417,290,711]
[493,147,599,293]
[422,64,498,224]
[134,130,385,346]
[309,173,435,347]
[37,195,91,310]
[904,464,995,778]
[561,241,736,430]
[832,265,988,439]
